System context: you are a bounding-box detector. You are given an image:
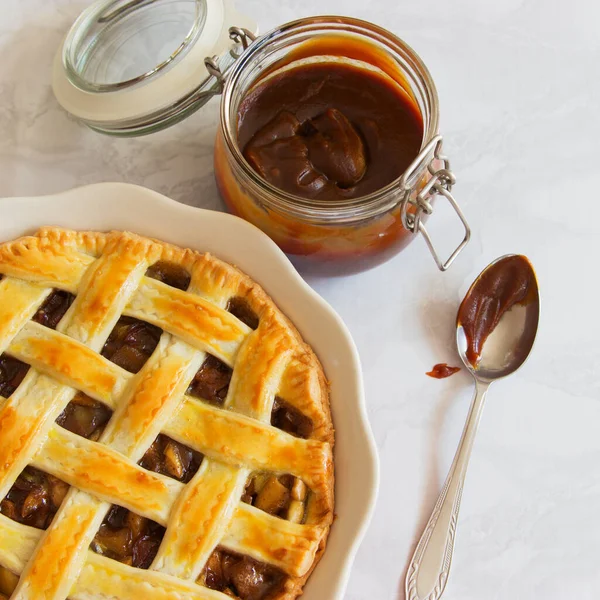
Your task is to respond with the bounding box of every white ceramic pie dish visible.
[0,182,379,600]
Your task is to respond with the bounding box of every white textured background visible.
[1,1,600,599]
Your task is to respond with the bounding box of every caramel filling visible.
[91,504,165,569]
[0,354,29,398]
[56,392,112,441]
[271,397,313,439]
[242,473,307,524]
[32,290,74,329]
[146,261,191,291]
[199,547,284,600]
[0,466,68,530]
[139,433,203,484]
[101,316,162,374]
[187,355,232,406]
[227,297,259,330]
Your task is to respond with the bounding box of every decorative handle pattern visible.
[405,380,489,600]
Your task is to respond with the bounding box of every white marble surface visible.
[1,1,599,599]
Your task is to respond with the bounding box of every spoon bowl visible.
[457,254,540,382]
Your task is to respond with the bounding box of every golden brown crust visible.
[0,228,334,600]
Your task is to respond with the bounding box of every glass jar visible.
[215,17,470,275]
[53,4,469,274]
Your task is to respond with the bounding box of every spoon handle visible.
[405,379,489,600]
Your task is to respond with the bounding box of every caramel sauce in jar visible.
[215,19,442,275]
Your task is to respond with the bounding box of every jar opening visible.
[221,16,440,221]
[64,0,207,93]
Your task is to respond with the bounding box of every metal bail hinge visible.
[400,135,471,271]
[204,27,257,91]
[228,27,257,51]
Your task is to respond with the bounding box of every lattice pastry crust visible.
[0,228,334,600]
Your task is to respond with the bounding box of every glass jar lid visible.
[53,0,256,135]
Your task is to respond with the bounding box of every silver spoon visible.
[405,254,540,600]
